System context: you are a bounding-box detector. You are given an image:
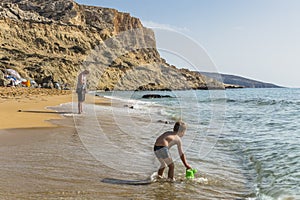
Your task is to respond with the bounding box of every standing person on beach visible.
[154,121,192,181]
[76,69,89,114]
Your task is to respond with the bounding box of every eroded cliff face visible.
[0,0,223,90]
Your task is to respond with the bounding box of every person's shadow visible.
[18,110,74,115]
[101,178,152,186]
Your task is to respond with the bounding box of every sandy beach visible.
[0,87,116,199]
[0,87,113,130]
[0,87,72,130]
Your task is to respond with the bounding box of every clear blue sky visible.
[76,0,300,87]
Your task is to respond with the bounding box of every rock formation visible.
[200,72,282,88]
[0,0,224,90]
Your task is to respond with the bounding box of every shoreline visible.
[1,88,285,199]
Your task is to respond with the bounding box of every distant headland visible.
[200,72,283,88]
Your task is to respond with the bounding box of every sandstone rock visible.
[0,0,224,90]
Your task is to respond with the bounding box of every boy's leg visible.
[168,163,175,180]
[157,158,166,178]
[164,157,175,180]
[155,147,173,179]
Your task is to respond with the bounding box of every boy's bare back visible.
[154,131,181,148]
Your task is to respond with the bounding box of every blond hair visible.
[173,121,187,133]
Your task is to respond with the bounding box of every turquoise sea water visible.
[93,88,299,199]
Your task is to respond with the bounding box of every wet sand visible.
[0,95,200,199]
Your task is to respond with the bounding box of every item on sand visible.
[5,69,23,87]
[26,80,31,87]
[186,169,197,179]
[5,69,21,80]
[21,79,31,87]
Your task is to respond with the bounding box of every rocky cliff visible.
[0,0,224,90]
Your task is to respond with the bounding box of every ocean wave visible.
[197,98,300,106]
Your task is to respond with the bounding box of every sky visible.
[76,0,300,88]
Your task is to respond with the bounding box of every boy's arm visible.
[177,139,192,169]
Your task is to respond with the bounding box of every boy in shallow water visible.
[154,121,192,181]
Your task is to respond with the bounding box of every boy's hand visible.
[186,164,192,170]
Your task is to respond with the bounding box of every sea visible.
[0,88,299,200]
[89,88,300,200]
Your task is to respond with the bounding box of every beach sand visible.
[0,87,111,195]
[0,87,72,130]
[0,87,111,130]
[0,87,126,199]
